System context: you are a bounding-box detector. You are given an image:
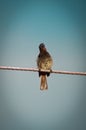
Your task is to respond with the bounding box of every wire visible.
[0,66,86,76]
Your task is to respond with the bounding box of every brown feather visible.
[40,75,48,90]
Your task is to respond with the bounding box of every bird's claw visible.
[50,69,52,73]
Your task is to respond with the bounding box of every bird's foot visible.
[39,68,41,72]
[50,69,52,73]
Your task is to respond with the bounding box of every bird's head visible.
[39,43,46,52]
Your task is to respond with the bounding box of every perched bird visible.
[37,43,53,90]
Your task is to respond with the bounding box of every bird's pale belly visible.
[39,59,53,70]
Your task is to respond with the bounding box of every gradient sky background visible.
[0,0,86,130]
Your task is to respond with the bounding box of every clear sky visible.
[0,0,86,130]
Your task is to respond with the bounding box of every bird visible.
[37,43,53,90]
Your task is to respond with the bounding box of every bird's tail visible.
[40,75,48,90]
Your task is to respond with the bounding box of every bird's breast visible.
[38,58,53,70]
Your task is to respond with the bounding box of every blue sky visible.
[0,0,86,130]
